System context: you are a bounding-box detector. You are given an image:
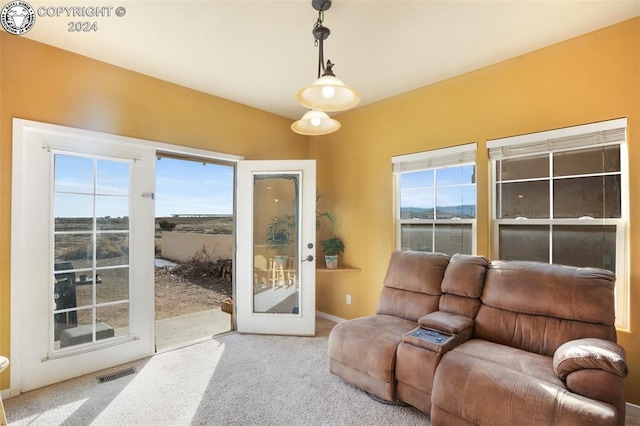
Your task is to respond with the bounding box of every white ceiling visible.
[23,1,640,120]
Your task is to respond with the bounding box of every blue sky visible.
[400,165,476,209]
[155,157,233,217]
[53,154,234,218]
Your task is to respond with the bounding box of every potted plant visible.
[316,193,338,232]
[266,214,295,265]
[321,236,345,270]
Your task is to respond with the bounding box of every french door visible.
[12,119,156,392]
[11,119,317,393]
[236,160,316,335]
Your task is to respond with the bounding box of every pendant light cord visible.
[318,38,325,78]
[314,10,326,78]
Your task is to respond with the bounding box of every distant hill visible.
[401,205,476,219]
[155,216,233,234]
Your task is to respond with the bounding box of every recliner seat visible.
[327,252,629,425]
[327,250,449,402]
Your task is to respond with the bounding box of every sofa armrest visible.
[553,338,628,380]
[418,311,474,335]
[402,312,474,354]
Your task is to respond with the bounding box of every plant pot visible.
[325,255,339,270]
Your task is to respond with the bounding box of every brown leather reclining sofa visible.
[327,251,628,425]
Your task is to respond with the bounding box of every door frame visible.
[235,160,317,335]
[10,119,242,395]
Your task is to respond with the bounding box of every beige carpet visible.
[4,318,427,425]
[5,318,640,425]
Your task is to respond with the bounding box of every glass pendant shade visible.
[291,110,341,135]
[297,75,361,112]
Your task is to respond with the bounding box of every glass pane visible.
[96,233,129,267]
[462,186,476,218]
[54,265,75,284]
[436,186,476,219]
[97,196,130,230]
[55,234,93,270]
[434,224,472,255]
[97,159,130,195]
[499,155,548,181]
[54,271,79,313]
[436,165,475,185]
[552,225,616,272]
[554,146,620,177]
[56,307,93,348]
[97,304,129,339]
[498,181,549,219]
[54,155,94,194]
[400,170,434,219]
[74,276,93,309]
[96,267,129,304]
[400,224,433,252]
[53,155,134,350]
[253,175,300,314]
[54,194,94,231]
[499,225,549,263]
[554,176,621,219]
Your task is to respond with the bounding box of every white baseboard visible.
[316,311,345,324]
[627,402,640,416]
[1,388,11,400]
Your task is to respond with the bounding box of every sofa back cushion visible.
[475,261,617,356]
[376,251,449,322]
[439,254,488,318]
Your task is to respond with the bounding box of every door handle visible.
[302,255,314,262]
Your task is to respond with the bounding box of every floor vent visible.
[96,367,136,384]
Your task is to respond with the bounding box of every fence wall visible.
[160,232,233,263]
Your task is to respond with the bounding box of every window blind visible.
[487,118,627,160]
[392,142,476,173]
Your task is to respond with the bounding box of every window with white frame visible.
[488,118,628,328]
[393,143,477,256]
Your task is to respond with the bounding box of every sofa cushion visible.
[449,339,564,387]
[438,254,488,318]
[553,338,628,379]
[432,349,617,425]
[441,254,488,298]
[476,261,617,355]
[377,251,449,321]
[483,261,615,325]
[327,314,417,382]
[474,305,617,357]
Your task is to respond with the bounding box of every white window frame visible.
[11,118,243,394]
[392,143,477,255]
[488,118,629,329]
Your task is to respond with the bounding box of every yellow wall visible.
[313,17,640,403]
[0,33,307,391]
[2,16,640,406]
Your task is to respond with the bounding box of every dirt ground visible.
[154,264,232,320]
[154,216,233,320]
[58,216,234,330]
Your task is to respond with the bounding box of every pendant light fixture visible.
[292,0,360,136]
[291,110,341,136]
